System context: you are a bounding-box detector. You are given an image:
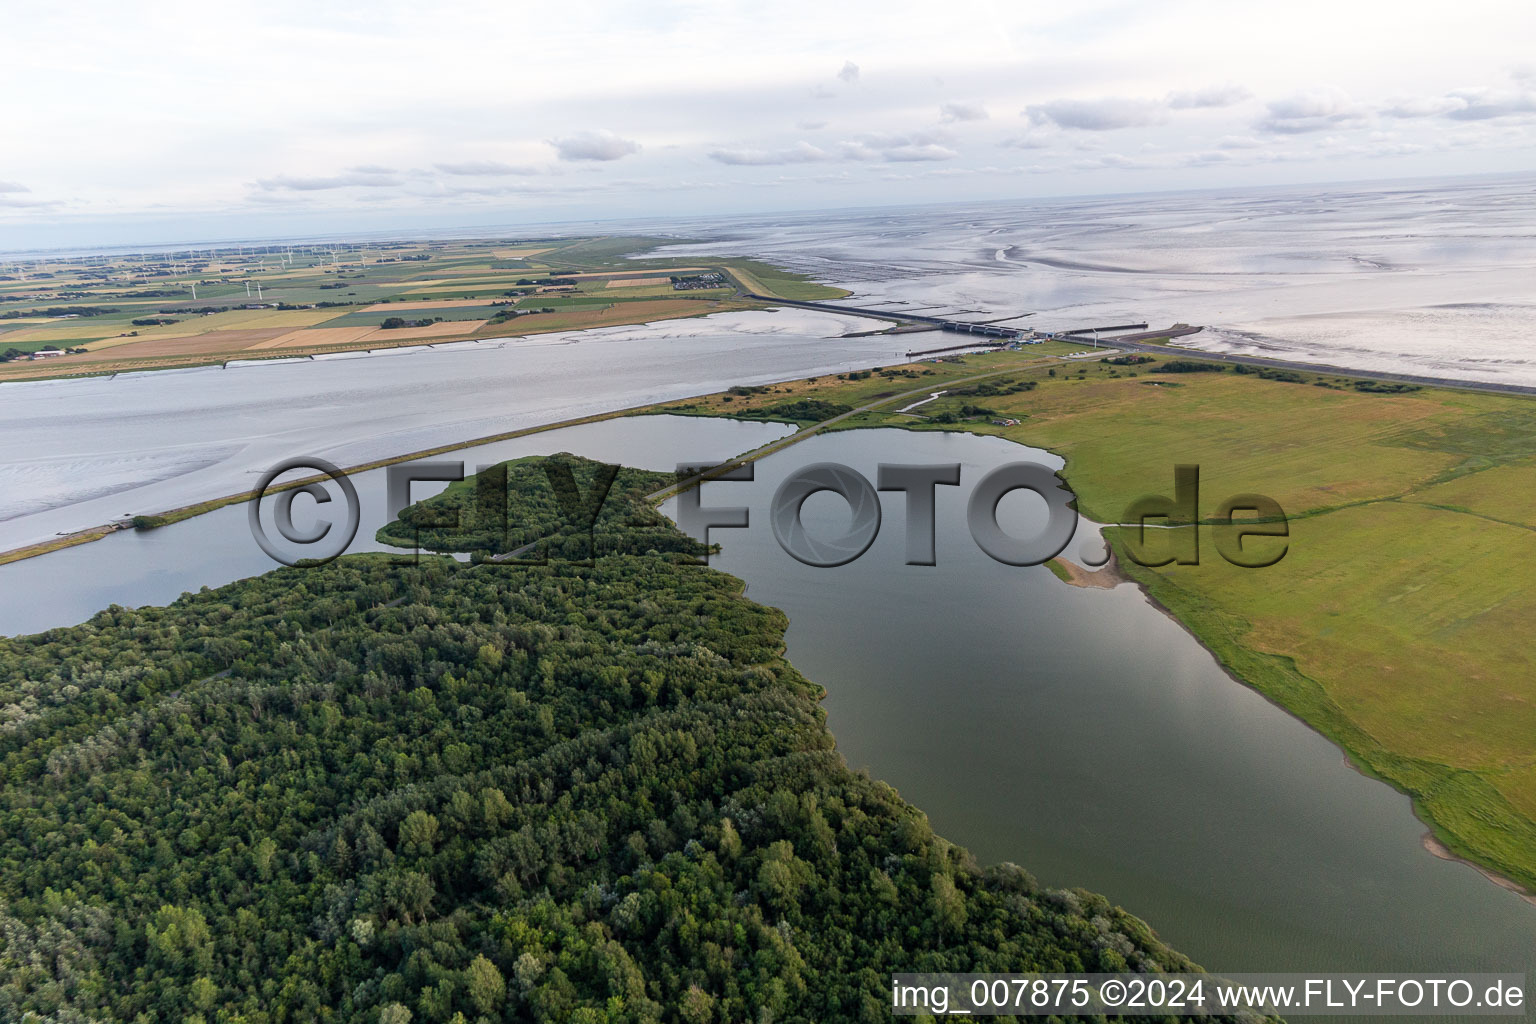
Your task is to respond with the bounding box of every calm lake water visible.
[3,415,1532,1012]
[664,426,1536,1003]
[0,414,792,637]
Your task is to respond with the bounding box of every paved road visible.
[646,361,1057,502]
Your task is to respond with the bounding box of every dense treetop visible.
[376,453,702,562]
[0,457,1242,1023]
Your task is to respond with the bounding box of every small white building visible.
[29,348,65,359]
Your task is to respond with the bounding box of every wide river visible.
[0,307,894,553]
[3,415,1532,1006]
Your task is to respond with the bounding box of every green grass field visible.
[685,348,1536,894]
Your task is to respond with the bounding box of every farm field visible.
[0,237,845,381]
[659,349,1536,896]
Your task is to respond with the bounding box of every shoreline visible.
[1046,550,1127,589]
[8,354,1535,910]
[0,398,748,567]
[0,297,766,386]
[1422,832,1536,909]
[805,414,1536,909]
[1110,537,1536,906]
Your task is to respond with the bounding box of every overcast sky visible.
[3,0,1534,248]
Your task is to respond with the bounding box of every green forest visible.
[0,455,1237,1023]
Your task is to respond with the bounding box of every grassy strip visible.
[118,405,692,532]
[719,262,851,301]
[0,527,116,567]
[649,349,1536,898]
[1109,538,1536,895]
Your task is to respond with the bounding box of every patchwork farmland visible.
[0,237,844,380]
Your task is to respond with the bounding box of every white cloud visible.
[1383,95,1468,118]
[434,160,542,176]
[1381,88,1536,122]
[0,181,31,193]
[255,171,402,191]
[551,131,641,161]
[840,130,956,162]
[708,142,830,165]
[0,194,58,208]
[1074,152,1156,170]
[1442,88,1536,120]
[1167,83,1250,109]
[2,0,1534,240]
[1026,97,1165,131]
[1258,89,1366,133]
[883,144,958,161]
[939,101,989,123]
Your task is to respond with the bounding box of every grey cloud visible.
[1258,90,1365,133]
[998,135,1048,149]
[440,182,541,196]
[1026,97,1164,131]
[0,181,30,193]
[838,61,860,84]
[1073,152,1155,170]
[0,194,60,208]
[1218,135,1264,149]
[797,119,829,130]
[708,142,831,166]
[1383,95,1466,118]
[939,101,989,123]
[883,144,958,162]
[435,160,542,176]
[256,171,402,191]
[1379,88,1536,123]
[1442,89,1536,120]
[1167,83,1250,109]
[551,131,641,161]
[840,130,956,162]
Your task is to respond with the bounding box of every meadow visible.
[669,348,1536,896]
